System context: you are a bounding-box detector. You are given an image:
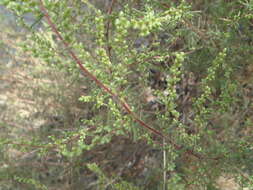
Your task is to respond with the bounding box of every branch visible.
[38,0,164,139]
[37,0,213,161]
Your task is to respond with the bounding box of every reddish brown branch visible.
[38,0,163,139]
[37,0,220,161]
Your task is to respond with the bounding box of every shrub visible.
[0,0,252,189]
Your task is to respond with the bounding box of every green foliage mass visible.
[0,0,253,189]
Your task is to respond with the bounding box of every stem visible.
[163,139,167,190]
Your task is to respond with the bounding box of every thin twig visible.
[105,0,117,62]
[163,139,167,190]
